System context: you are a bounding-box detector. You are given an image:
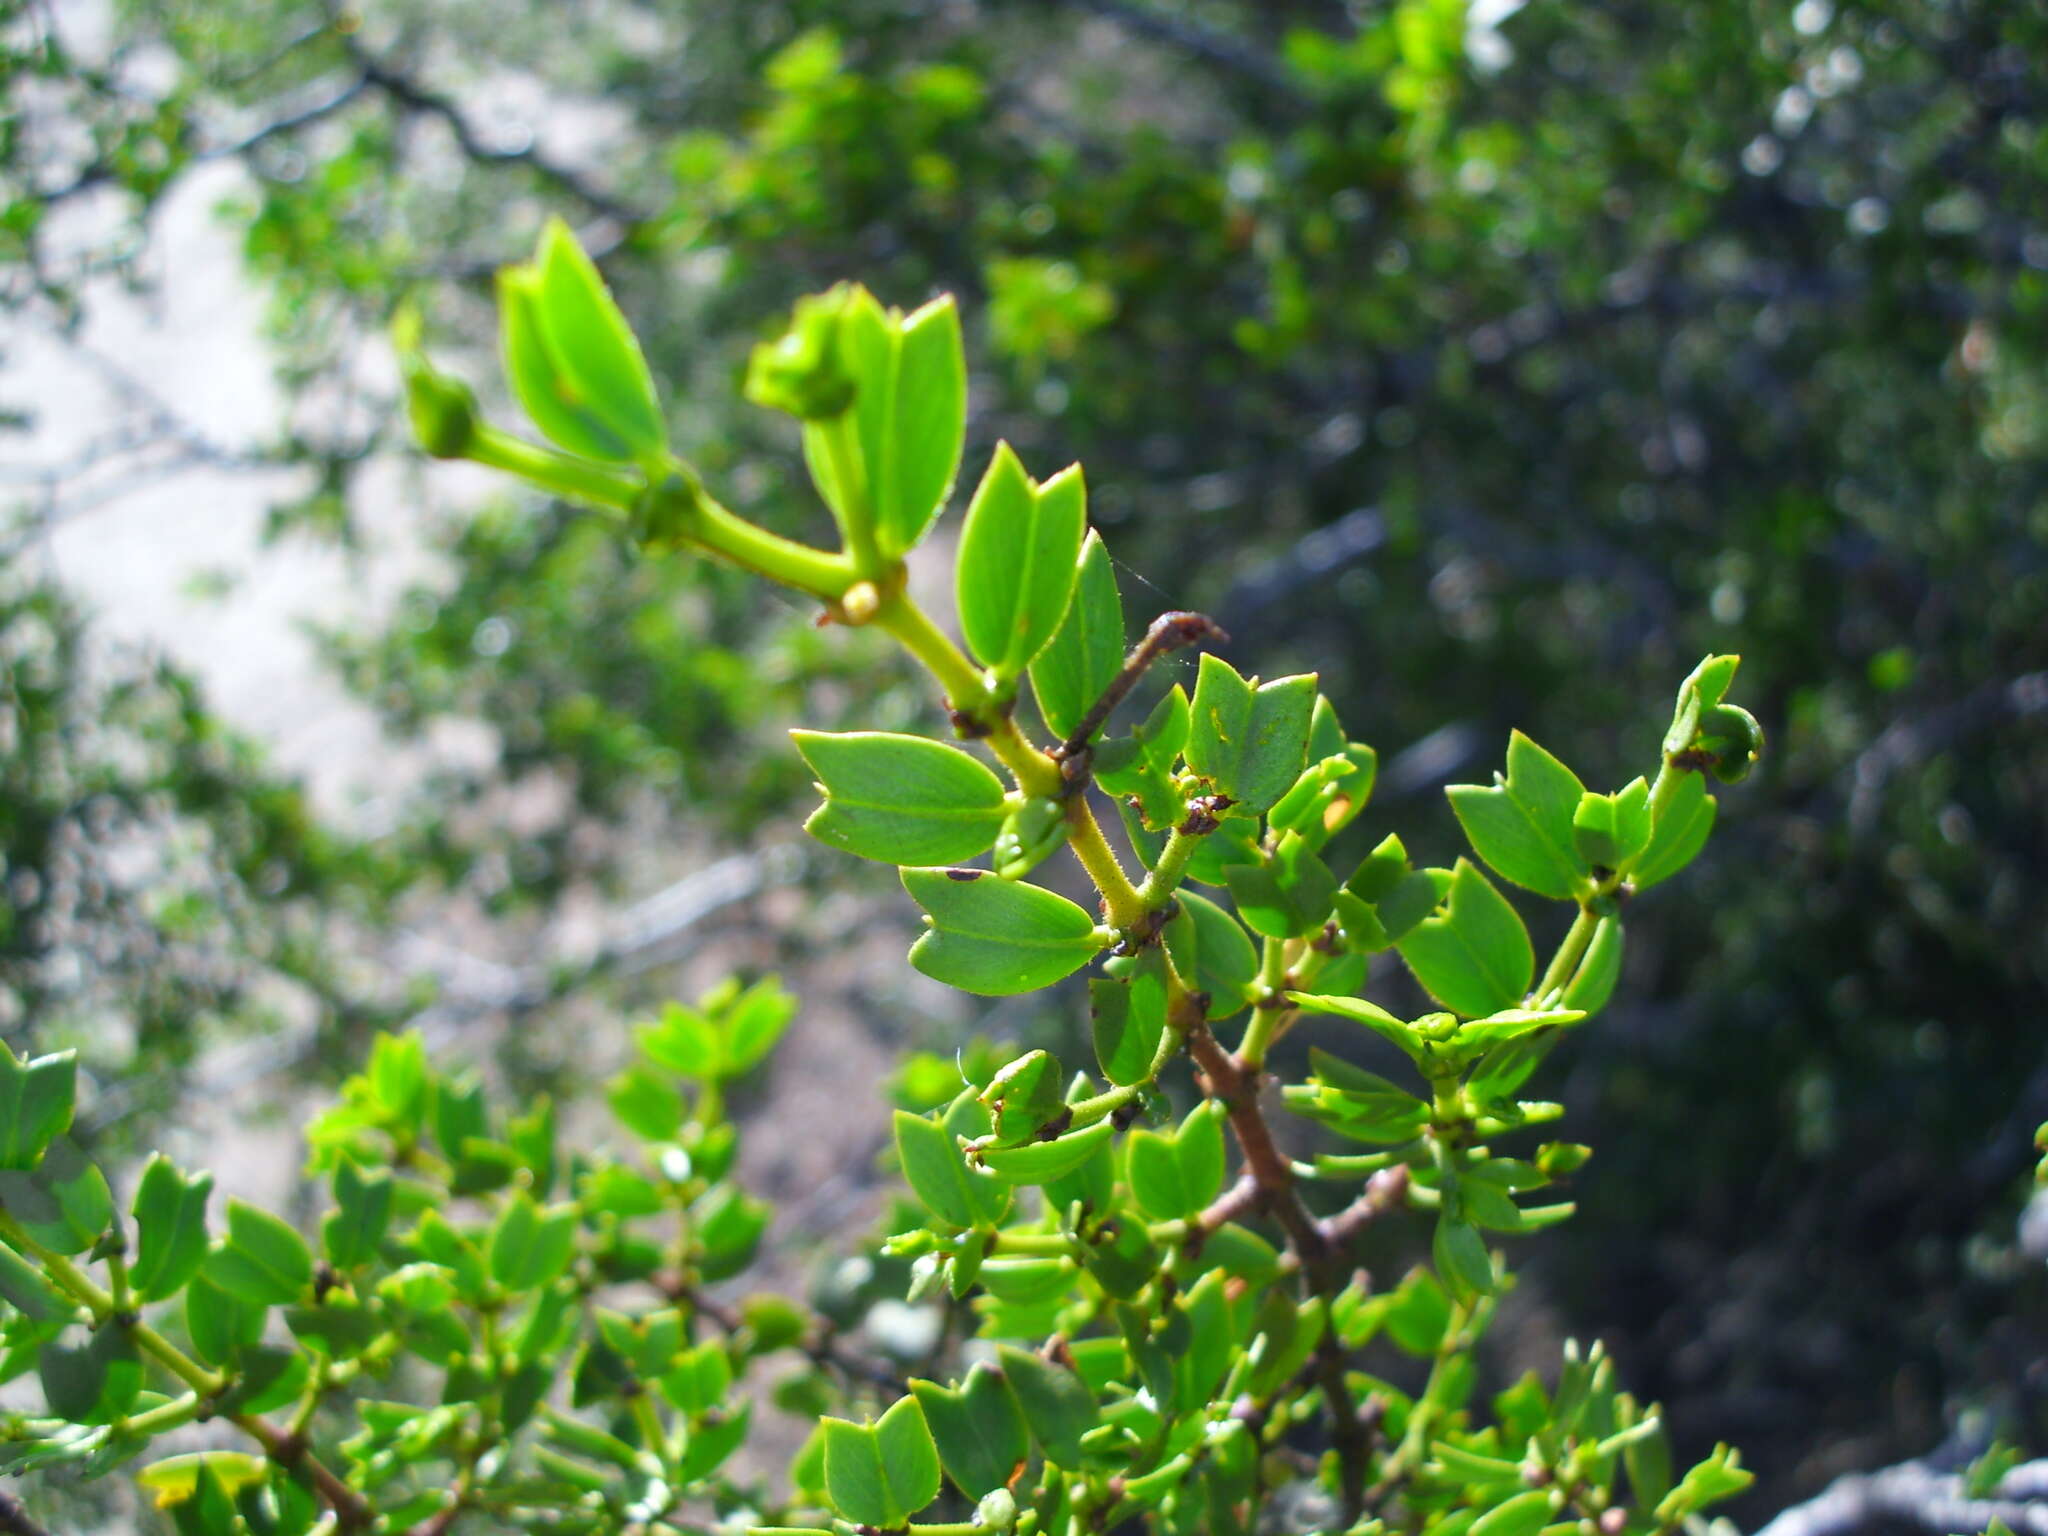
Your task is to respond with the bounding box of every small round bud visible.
[1696,702,1764,783]
[405,366,480,460]
[841,581,881,624]
[744,286,856,421]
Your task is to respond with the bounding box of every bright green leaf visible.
[795,730,1009,866]
[1395,861,1535,1018]
[1032,530,1124,741]
[902,868,1103,996]
[1184,655,1318,815]
[1446,732,1588,900]
[957,445,1087,678]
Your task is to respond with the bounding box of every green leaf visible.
[1446,732,1588,900]
[1286,993,1429,1069]
[533,217,666,464]
[1184,655,1318,814]
[1032,530,1125,741]
[911,1364,1030,1500]
[185,1273,264,1367]
[1632,772,1716,889]
[724,978,798,1075]
[1663,655,1743,757]
[1224,837,1338,938]
[894,1110,1009,1229]
[138,1452,268,1511]
[879,295,967,557]
[322,1159,393,1271]
[902,868,1103,996]
[794,729,1009,867]
[957,445,1088,678]
[500,265,625,462]
[693,1186,770,1281]
[0,1140,111,1255]
[1470,1489,1555,1536]
[637,1002,721,1079]
[40,1325,140,1424]
[1090,949,1168,1087]
[1433,1214,1495,1297]
[821,1417,896,1528]
[1163,889,1260,1021]
[1571,779,1652,871]
[977,1117,1117,1185]
[0,1044,75,1172]
[1175,1101,1226,1213]
[1561,916,1624,1015]
[203,1201,312,1307]
[996,1343,1099,1464]
[874,1395,943,1519]
[1125,1130,1185,1221]
[130,1156,212,1303]
[489,1193,579,1290]
[979,1050,1068,1145]
[1395,861,1535,1018]
[607,1065,684,1142]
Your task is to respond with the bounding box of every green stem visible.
[815,414,881,575]
[1533,906,1599,1004]
[1133,822,1205,907]
[873,592,1063,797]
[468,427,642,511]
[629,1390,671,1472]
[1645,757,1690,829]
[1066,799,1146,930]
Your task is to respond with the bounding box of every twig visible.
[341,35,646,226]
[1180,1002,1376,1522]
[1053,610,1227,765]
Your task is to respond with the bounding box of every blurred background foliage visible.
[3,0,2046,1523]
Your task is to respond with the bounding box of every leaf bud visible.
[744,285,857,421]
[993,796,1068,880]
[400,352,481,461]
[975,1488,1019,1532]
[1696,703,1764,783]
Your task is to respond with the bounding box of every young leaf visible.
[957,445,1087,679]
[911,1364,1030,1500]
[1632,772,1716,889]
[1446,732,1589,900]
[880,295,967,558]
[1470,1489,1555,1536]
[1395,861,1535,1018]
[1286,992,1429,1070]
[533,217,667,464]
[1032,530,1125,741]
[902,868,1103,996]
[1163,890,1260,1021]
[894,1111,985,1230]
[1561,916,1624,1015]
[1184,655,1318,814]
[488,1193,579,1291]
[0,1044,76,1172]
[1571,779,1652,871]
[1224,838,1338,938]
[793,730,1009,866]
[873,1395,943,1520]
[1125,1130,1189,1221]
[203,1201,313,1308]
[1433,1213,1495,1297]
[322,1159,393,1271]
[821,1418,897,1528]
[1090,948,1168,1087]
[0,1139,111,1255]
[977,1117,1117,1185]
[996,1343,1099,1464]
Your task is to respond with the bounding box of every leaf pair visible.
[500,218,667,466]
